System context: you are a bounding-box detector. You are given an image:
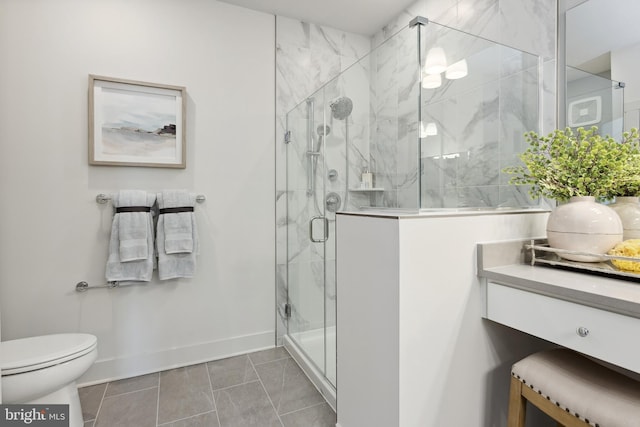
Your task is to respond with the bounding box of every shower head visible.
[317,124,331,137]
[329,97,353,120]
[313,124,331,152]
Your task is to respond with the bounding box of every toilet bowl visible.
[1,333,97,427]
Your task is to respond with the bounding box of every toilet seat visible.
[1,333,97,376]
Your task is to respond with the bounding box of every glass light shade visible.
[445,59,468,80]
[424,47,447,74]
[420,122,438,138]
[425,122,438,136]
[421,73,442,89]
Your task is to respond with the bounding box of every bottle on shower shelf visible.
[361,168,373,189]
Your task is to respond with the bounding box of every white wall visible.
[612,43,640,132]
[0,0,276,384]
[337,212,555,427]
[612,42,640,108]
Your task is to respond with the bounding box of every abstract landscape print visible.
[89,75,186,168]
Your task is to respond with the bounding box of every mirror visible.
[565,0,640,134]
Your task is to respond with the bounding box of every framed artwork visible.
[88,75,186,168]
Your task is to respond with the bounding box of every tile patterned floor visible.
[79,347,336,427]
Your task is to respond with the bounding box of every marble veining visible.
[275,0,556,347]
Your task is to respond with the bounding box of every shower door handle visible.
[309,216,329,243]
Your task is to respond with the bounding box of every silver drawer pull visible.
[577,326,590,337]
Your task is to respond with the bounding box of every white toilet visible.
[1,333,98,427]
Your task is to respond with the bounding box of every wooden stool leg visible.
[508,376,527,427]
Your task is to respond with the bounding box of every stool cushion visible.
[512,348,640,427]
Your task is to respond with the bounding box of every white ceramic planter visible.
[546,196,623,262]
[609,196,640,240]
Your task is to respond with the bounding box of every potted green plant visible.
[607,128,640,240]
[504,127,637,201]
[503,126,637,261]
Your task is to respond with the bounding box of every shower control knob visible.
[576,326,589,337]
[326,192,342,213]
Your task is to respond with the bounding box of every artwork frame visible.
[88,75,186,168]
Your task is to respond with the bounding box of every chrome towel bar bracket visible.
[76,281,120,292]
[96,193,206,204]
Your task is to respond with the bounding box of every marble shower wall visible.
[369,25,421,208]
[416,27,541,208]
[275,16,371,343]
[275,0,558,342]
[371,0,557,209]
[375,0,555,61]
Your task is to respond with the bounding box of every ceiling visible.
[567,0,640,73]
[220,0,640,75]
[218,0,417,35]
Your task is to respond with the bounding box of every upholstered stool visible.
[508,348,640,427]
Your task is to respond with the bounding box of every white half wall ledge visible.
[78,330,274,387]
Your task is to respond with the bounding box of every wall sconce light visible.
[445,59,468,80]
[420,122,438,138]
[424,47,447,74]
[421,73,442,89]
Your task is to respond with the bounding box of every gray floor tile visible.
[80,349,333,427]
[79,383,107,421]
[158,363,215,425]
[95,387,158,427]
[105,372,159,397]
[158,411,220,427]
[248,347,291,365]
[207,355,258,390]
[255,358,325,415]
[280,403,336,427]
[214,381,282,427]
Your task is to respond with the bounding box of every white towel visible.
[156,190,198,280]
[106,190,156,282]
[117,191,152,261]
[161,191,194,254]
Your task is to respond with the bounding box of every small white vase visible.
[546,196,623,262]
[609,196,640,240]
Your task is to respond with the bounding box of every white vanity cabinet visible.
[487,281,640,374]
[335,211,550,427]
[478,240,640,377]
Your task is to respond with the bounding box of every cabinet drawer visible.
[487,282,640,374]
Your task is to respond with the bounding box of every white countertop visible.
[478,239,640,376]
[338,207,547,219]
[481,263,640,319]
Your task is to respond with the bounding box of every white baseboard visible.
[78,330,274,386]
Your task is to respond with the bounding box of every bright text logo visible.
[0,405,68,426]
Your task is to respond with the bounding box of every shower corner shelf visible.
[348,187,384,192]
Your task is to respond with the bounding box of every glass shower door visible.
[285,95,331,385]
[566,66,624,139]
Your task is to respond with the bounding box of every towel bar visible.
[75,281,120,292]
[96,193,206,204]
